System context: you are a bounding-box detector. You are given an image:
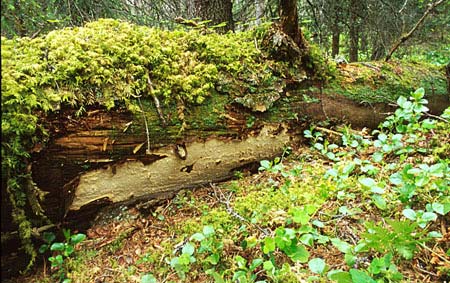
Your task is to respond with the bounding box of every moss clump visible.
[325,60,447,103]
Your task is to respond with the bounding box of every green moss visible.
[325,61,447,103]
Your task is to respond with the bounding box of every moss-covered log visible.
[30,58,449,224]
[1,19,449,277]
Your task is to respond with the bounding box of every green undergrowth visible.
[139,88,449,282]
[24,88,448,283]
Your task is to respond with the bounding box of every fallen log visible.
[1,19,449,277]
[32,61,449,225]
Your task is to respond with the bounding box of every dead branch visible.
[174,17,200,28]
[210,183,269,236]
[137,97,151,154]
[147,76,167,127]
[385,0,445,62]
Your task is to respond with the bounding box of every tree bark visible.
[348,0,359,62]
[20,62,449,225]
[192,0,234,32]
[279,0,305,50]
[331,26,340,57]
[255,0,264,25]
[371,39,386,61]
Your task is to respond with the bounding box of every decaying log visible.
[29,83,449,227]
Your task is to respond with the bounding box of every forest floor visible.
[8,92,450,283]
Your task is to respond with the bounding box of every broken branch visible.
[385,0,445,61]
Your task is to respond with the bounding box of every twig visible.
[415,264,438,277]
[419,243,450,264]
[386,0,445,61]
[210,183,269,236]
[6,224,57,238]
[137,97,151,155]
[360,62,381,72]
[254,37,259,51]
[399,0,409,13]
[315,126,342,137]
[147,76,167,127]
[423,112,448,123]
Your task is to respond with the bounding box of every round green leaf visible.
[43,232,56,243]
[141,273,157,283]
[182,242,195,256]
[431,203,445,215]
[331,238,353,254]
[190,233,205,242]
[428,231,442,238]
[308,258,326,274]
[50,242,65,251]
[202,225,215,237]
[350,269,376,283]
[263,237,275,254]
[402,209,416,220]
[70,233,86,245]
[263,260,274,272]
[359,177,376,188]
[421,212,437,222]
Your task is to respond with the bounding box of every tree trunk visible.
[22,62,449,226]
[255,0,265,25]
[348,0,359,62]
[279,0,305,49]
[371,41,385,60]
[192,0,234,32]
[331,26,340,57]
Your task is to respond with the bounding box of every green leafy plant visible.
[308,257,328,281]
[169,242,196,280]
[190,225,222,267]
[39,229,86,283]
[231,255,265,283]
[358,220,428,260]
[169,225,224,280]
[380,88,430,134]
[140,273,157,283]
[367,253,403,282]
[402,208,438,229]
[258,158,283,174]
[263,227,310,263]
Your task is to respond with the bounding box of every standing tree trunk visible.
[371,39,385,60]
[255,0,265,25]
[331,24,340,57]
[348,0,359,62]
[279,0,306,49]
[193,0,234,32]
